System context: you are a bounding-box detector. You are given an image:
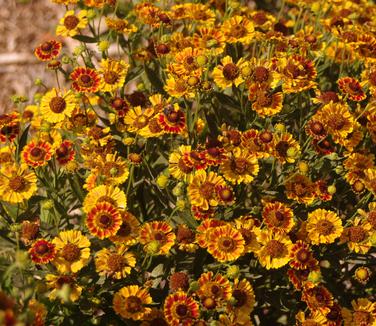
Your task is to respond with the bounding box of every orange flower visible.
[338,77,366,101]
[86,202,122,239]
[164,291,200,326]
[70,67,101,93]
[139,221,176,255]
[34,40,62,61]
[29,239,56,264]
[22,141,53,168]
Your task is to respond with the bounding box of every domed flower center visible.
[35,242,50,255]
[317,220,334,236]
[296,249,310,262]
[9,176,27,192]
[166,111,180,123]
[353,311,371,325]
[99,214,112,226]
[257,92,273,107]
[107,254,126,272]
[348,226,366,243]
[232,289,247,307]
[154,231,166,241]
[199,182,215,199]
[56,145,69,158]
[176,304,188,317]
[234,158,250,174]
[275,141,290,157]
[207,147,220,157]
[231,24,246,38]
[311,121,324,135]
[41,41,53,52]
[79,74,94,87]
[104,71,119,85]
[223,63,239,80]
[61,243,81,262]
[218,187,233,201]
[254,66,269,82]
[265,240,285,258]
[175,80,187,92]
[176,226,194,243]
[177,158,193,174]
[125,296,142,313]
[49,96,66,114]
[30,147,46,161]
[259,131,273,143]
[56,276,73,288]
[219,237,235,251]
[116,222,132,237]
[328,116,345,130]
[134,115,148,128]
[64,15,79,30]
[348,81,362,94]
[211,284,221,295]
[285,62,301,78]
[305,35,317,44]
[253,12,267,25]
[128,153,142,164]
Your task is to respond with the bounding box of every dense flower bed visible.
[0,0,376,325]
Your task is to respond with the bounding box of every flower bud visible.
[298,161,309,174]
[274,123,285,133]
[226,265,240,279]
[156,174,169,189]
[327,185,336,194]
[98,40,110,52]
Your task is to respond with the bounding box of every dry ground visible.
[0,0,62,114]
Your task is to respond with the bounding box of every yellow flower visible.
[56,10,88,37]
[226,279,255,323]
[254,230,292,269]
[105,17,138,35]
[0,164,37,204]
[342,298,376,326]
[306,209,343,245]
[340,217,372,254]
[45,274,82,303]
[212,56,244,89]
[272,132,301,164]
[221,15,254,44]
[83,185,127,214]
[187,170,226,211]
[207,224,245,262]
[99,59,129,93]
[95,245,136,279]
[113,285,153,321]
[123,106,156,136]
[110,211,140,245]
[40,88,77,123]
[219,147,259,184]
[52,230,91,274]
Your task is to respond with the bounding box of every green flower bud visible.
[226,265,240,279]
[98,40,110,52]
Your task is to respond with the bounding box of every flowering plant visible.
[1,0,376,325]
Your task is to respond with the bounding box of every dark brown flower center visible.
[79,74,94,87]
[166,111,181,123]
[256,92,273,106]
[369,71,376,85]
[310,121,324,135]
[176,304,188,317]
[218,187,233,201]
[154,231,166,242]
[49,96,66,114]
[317,220,334,236]
[296,249,310,262]
[320,91,339,104]
[253,12,267,25]
[116,221,132,237]
[199,182,215,199]
[134,115,149,128]
[103,71,119,85]
[35,242,50,255]
[223,63,239,80]
[9,176,27,192]
[259,130,273,143]
[219,237,235,251]
[232,289,247,307]
[276,141,290,157]
[99,214,112,226]
[265,240,285,258]
[107,254,126,272]
[176,226,195,243]
[348,226,366,243]
[125,296,142,313]
[41,41,53,52]
[30,147,46,161]
[177,158,193,174]
[285,62,302,78]
[353,311,371,325]
[328,116,345,130]
[61,243,81,262]
[367,211,376,229]
[64,15,80,30]
[254,66,269,82]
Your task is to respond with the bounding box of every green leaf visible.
[16,124,30,161]
[144,65,166,94]
[72,35,98,43]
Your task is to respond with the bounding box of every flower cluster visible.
[1,0,376,325]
